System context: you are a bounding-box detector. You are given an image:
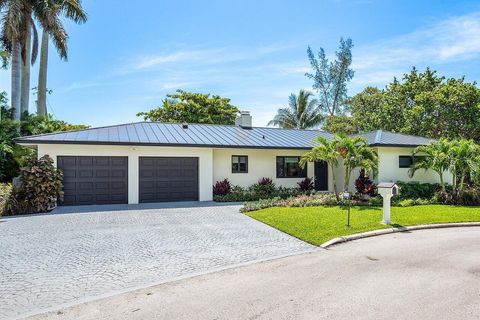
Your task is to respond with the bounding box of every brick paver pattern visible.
[0,204,313,319]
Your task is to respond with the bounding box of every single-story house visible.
[15,111,452,206]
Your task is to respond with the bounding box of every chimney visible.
[235,111,252,128]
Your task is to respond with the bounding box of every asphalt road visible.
[28,227,480,320]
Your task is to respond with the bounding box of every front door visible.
[314,161,328,191]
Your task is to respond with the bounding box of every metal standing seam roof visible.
[355,130,434,147]
[15,122,334,150]
[15,123,434,149]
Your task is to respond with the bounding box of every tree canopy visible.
[305,38,354,116]
[349,68,480,141]
[268,90,322,129]
[137,90,240,125]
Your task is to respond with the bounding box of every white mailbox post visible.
[377,182,399,224]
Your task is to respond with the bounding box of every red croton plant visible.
[354,169,377,197]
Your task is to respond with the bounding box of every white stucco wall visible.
[212,148,333,191]
[37,144,214,203]
[342,146,454,191]
[34,143,449,205]
[376,147,453,185]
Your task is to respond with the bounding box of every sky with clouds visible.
[2,0,480,127]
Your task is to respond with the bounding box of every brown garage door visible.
[139,157,199,203]
[57,156,128,206]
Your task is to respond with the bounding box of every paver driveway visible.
[0,202,314,320]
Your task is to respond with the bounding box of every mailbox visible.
[377,182,399,224]
[377,182,399,197]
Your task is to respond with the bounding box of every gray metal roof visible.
[355,130,433,147]
[15,123,433,149]
[15,122,333,150]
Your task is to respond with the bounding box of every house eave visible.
[14,139,314,150]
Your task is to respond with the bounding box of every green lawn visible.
[246,205,480,246]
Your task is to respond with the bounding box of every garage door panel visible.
[78,157,93,166]
[57,156,128,206]
[139,157,198,203]
[111,170,126,178]
[78,170,94,178]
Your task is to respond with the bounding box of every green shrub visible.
[368,196,383,206]
[240,197,283,212]
[398,199,415,207]
[0,183,12,216]
[241,193,339,213]
[2,155,65,215]
[249,177,276,198]
[394,181,446,201]
[434,188,480,206]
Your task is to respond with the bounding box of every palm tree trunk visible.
[330,165,340,201]
[439,172,445,192]
[459,174,465,192]
[11,41,22,121]
[344,168,350,192]
[37,31,48,116]
[20,19,32,118]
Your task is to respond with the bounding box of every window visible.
[399,156,413,168]
[276,156,307,178]
[232,155,248,173]
[399,155,426,168]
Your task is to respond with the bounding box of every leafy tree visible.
[300,136,341,200]
[409,139,452,192]
[322,115,357,134]
[350,68,480,141]
[0,92,88,182]
[306,38,354,116]
[268,90,322,129]
[334,135,378,193]
[137,90,240,125]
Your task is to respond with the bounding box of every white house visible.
[15,112,451,206]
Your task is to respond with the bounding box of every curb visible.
[320,222,480,248]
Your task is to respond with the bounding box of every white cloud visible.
[131,43,290,71]
[351,11,480,89]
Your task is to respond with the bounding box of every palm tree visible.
[0,0,87,120]
[300,136,340,200]
[409,139,452,192]
[36,0,87,116]
[334,134,378,192]
[448,139,480,192]
[20,17,38,117]
[268,90,322,129]
[1,0,27,120]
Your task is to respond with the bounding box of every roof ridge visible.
[374,130,383,144]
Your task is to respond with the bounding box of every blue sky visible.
[2,0,480,127]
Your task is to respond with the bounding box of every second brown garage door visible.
[139,157,199,203]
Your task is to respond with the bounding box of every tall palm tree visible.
[448,139,480,192]
[1,0,27,120]
[409,138,452,192]
[20,17,38,117]
[300,136,341,200]
[268,90,322,129]
[0,0,86,120]
[334,134,378,192]
[36,0,87,116]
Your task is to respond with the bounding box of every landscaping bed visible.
[246,205,480,246]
